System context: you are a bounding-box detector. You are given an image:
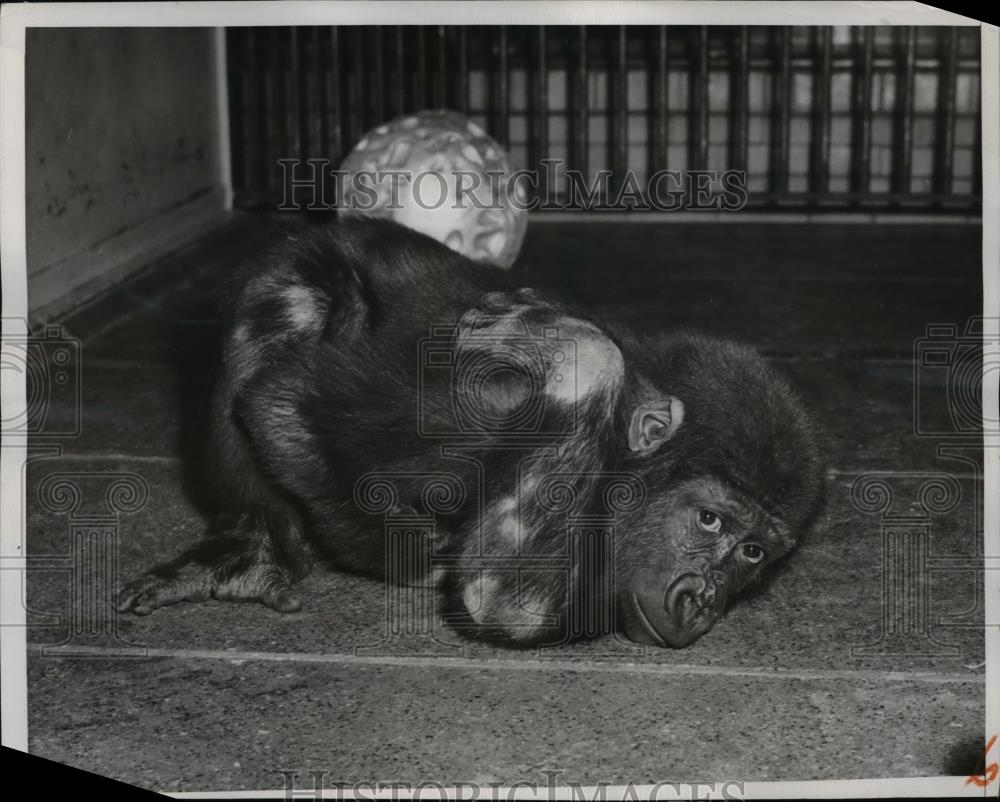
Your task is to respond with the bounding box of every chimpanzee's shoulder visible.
[262,216,510,290]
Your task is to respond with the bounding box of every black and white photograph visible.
[1,1,997,798]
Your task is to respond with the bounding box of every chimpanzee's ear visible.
[628,397,685,454]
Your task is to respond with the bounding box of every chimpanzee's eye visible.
[697,509,722,533]
[742,543,765,563]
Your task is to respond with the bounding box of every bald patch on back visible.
[283,285,326,333]
[548,318,625,405]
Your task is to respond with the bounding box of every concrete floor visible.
[24,217,986,791]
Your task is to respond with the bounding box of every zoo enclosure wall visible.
[225,25,983,214]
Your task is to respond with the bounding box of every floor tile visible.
[27,654,984,791]
[25,459,985,674]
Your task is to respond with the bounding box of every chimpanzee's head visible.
[611,332,825,648]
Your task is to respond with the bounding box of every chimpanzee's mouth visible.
[631,593,667,648]
[624,574,726,648]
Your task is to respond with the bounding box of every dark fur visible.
[118,217,824,648]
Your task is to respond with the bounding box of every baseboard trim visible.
[529,210,983,225]
[28,187,230,324]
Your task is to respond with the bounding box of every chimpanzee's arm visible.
[441,287,631,645]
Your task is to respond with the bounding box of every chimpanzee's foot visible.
[116,540,303,615]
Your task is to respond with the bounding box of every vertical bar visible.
[770,27,792,196]
[415,25,426,109]
[811,27,833,194]
[373,27,385,124]
[892,26,916,196]
[613,26,628,192]
[934,27,958,196]
[458,28,469,115]
[394,26,406,115]
[437,26,448,108]
[851,26,874,195]
[694,26,709,170]
[326,27,343,161]
[286,28,302,163]
[496,26,510,146]
[352,27,365,136]
[575,26,589,179]
[653,26,669,173]
[306,28,323,161]
[731,26,750,172]
[255,30,271,200]
[535,26,549,200]
[264,28,281,196]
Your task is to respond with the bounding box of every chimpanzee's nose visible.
[664,573,719,625]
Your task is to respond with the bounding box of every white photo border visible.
[1,2,997,799]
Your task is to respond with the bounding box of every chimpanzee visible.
[117,217,824,648]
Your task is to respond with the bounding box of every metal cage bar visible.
[347,29,364,143]
[534,27,549,200]
[892,26,917,196]
[394,27,406,115]
[934,27,958,197]
[414,26,426,110]
[325,28,343,161]
[495,26,510,147]
[372,27,386,124]
[652,26,669,174]
[731,27,750,173]
[574,26,589,179]
[690,26,710,172]
[263,29,282,196]
[304,29,323,167]
[769,27,793,197]
[810,27,833,195]
[226,24,981,212]
[850,26,874,195]
[285,29,302,164]
[436,26,448,109]
[457,28,469,115]
[613,26,629,193]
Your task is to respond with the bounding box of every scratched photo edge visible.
[0,1,997,798]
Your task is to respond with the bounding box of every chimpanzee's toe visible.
[116,573,211,615]
[117,560,303,615]
[211,564,303,613]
